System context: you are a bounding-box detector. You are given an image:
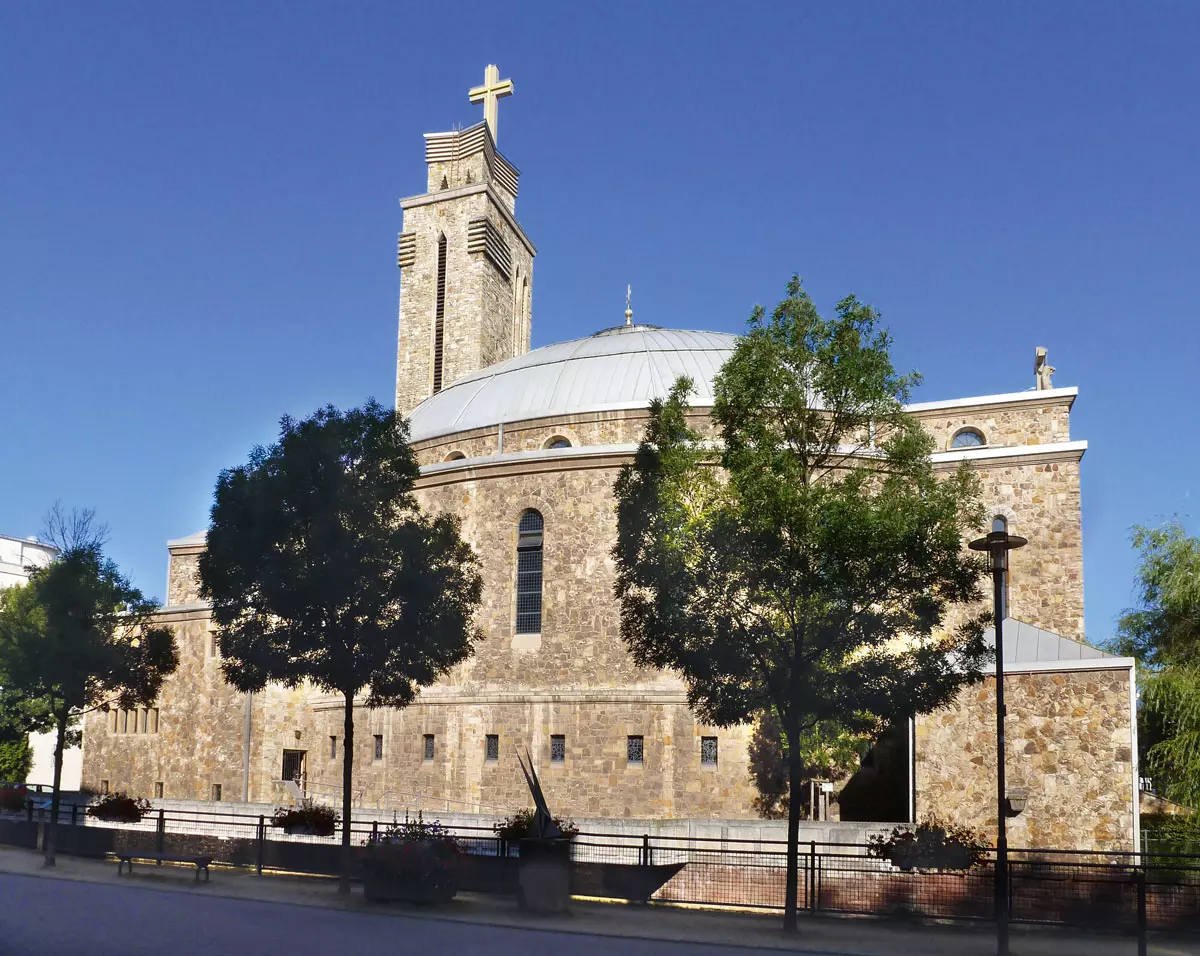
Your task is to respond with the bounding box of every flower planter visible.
[279,823,335,837]
[517,838,572,914]
[358,837,461,906]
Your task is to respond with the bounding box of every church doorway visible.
[281,749,307,787]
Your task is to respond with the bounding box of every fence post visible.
[815,843,822,913]
[371,820,379,843]
[256,815,265,876]
[70,803,78,827]
[1136,865,1147,956]
[642,833,651,868]
[25,799,32,824]
[155,808,165,862]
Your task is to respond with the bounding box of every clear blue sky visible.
[2,2,1196,643]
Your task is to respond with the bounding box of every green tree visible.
[1116,519,1200,807]
[0,686,50,783]
[200,401,484,894]
[0,547,177,864]
[612,278,990,931]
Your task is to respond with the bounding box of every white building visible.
[0,533,82,790]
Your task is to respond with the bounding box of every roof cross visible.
[469,64,514,143]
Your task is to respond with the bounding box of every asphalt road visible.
[0,873,775,956]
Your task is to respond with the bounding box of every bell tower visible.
[395,65,536,415]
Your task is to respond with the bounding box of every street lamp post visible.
[970,517,1027,956]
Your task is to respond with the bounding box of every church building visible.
[81,67,1139,852]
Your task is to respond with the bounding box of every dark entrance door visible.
[281,749,307,784]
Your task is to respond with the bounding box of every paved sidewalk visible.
[0,846,1195,956]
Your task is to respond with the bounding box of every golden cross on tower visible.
[469,64,514,143]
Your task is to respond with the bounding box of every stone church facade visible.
[81,68,1138,851]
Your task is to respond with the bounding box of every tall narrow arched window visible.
[432,233,447,393]
[515,510,544,634]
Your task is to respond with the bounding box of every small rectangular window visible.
[211,783,222,802]
[120,710,129,734]
[627,735,644,765]
[108,710,117,733]
[423,734,435,761]
[550,734,565,764]
[329,736,337,759]
[100,780,110,794]
[154,782,163,799]
[701,736,718,766]
[137,708,147,733]
[374,735,384,760]
[485,734,499,761]
[208,631,219,658]
[149,708,159,734]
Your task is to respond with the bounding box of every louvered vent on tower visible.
[433,234,447,393]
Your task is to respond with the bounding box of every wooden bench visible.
[115,852,212,882]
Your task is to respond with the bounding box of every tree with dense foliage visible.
[612,278,991,930]
[0,545,177,864]
[0,688,43,783]
[200,401,484,894]
[1116,519,1200,808]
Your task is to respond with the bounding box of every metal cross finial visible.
[625,285,633,326]
[468,64,514,143]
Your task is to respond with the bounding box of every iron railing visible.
[3,801,1198,937]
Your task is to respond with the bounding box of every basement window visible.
[374,735,384,761]
[627,735,644,766]
[154,782,163,799]
[701,736,718,766]
[423,734,435,761]
[329,736,337,759]
[211,784,222,802]
[551,735,565,764]
[486,734,499,762]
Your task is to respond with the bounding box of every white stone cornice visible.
[309,687,690,710]
[419,438,1088,481]
[931,439,1087,467]
[906,386,1078,414]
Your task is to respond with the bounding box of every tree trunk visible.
[338,692,354,895]
[782,716,805,932]
[43,712,67,868]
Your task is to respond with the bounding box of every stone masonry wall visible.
[915,666,1135,851]
[396,187,533,416]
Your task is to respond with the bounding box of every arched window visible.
[544,436,572,449]
[951,428,986,449]
[515,510,544,634]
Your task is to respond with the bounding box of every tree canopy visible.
[0,544,177,863]
[1116,519,1200,808]
[200,400,484,892]
[612,277,990,929]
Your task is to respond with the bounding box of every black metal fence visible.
[3,802,1199,936]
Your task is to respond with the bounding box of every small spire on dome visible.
[625,285,633,327]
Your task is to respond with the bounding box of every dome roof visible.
[407,325,739,442]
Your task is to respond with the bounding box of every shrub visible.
[493,807,579,841]
[867,816,989,871]
[86,792,151,823]
[0,786,28,814]
[271,799,339,836]
[1141,811,1200,866]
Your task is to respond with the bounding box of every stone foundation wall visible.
[915,666,1135,851]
